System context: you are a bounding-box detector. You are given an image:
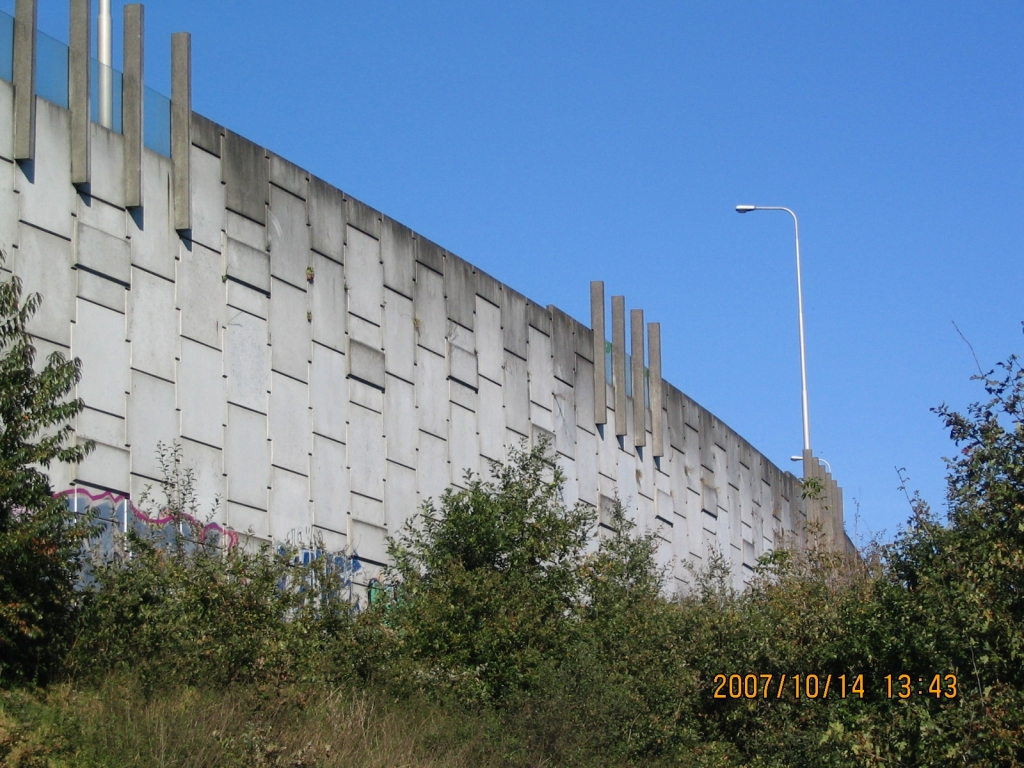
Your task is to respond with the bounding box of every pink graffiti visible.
[56,487,240,548]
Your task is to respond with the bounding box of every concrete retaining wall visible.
[0,64,847,592]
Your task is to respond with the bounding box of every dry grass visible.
[1,676,504,768]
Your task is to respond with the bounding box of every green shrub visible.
[69,443,354,690]
[0,265,92,685]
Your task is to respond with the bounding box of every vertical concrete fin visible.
[611,296,627,436]
[123,4,144,208]
[171,32,192,231]
[631,308,645,447]
[590,281,606,425]
[13,0,37,161]
[70,0,91,185]
[649,321,663,457]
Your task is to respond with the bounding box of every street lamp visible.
[735,204,812,456]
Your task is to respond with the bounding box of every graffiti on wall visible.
[57,487,240,553]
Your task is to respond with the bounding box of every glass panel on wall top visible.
[35,27,69,108]
[144,85,171,156]
[90,58,123,134]
[0,11,12,83]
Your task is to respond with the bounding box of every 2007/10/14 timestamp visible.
[712,673,958,700]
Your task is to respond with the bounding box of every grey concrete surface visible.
[0,49,833,590]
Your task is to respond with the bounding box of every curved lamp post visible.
[736,205,811,455]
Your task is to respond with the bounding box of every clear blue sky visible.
[10,0,1023,544]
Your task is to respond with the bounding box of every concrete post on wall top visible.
[590,281,607,425]
[123,4,144,208]
[631,308,646,447]
[13,0,37,161]
[70,0,91,185]
[611,296,627,437]
[649,321,664,457]
[171,32,192,231]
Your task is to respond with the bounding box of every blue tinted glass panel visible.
[35,28,68,107]
[90,58,123,133]
[144,85,170,156]
[0,12,12,83]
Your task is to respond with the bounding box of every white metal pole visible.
[736,205,812,454]
[98,0,112,128]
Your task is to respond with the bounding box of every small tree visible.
[0,262,93,684]
[380,440,595,703]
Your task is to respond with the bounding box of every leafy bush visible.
[0,265,92,685]
[69,443,354,690]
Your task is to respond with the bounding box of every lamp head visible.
[735,205,757,213]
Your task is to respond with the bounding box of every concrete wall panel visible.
[88,124,125,208]
[269,467,310,541]
[308,175,344,261]
[310,252,346,351]
[127,371,177,481]
[551,309,575,386]
[348,518,387,564]
[553,380,576,459]
[177,337,224,448]
[77,269,124,313]
[227,278,270,320]
[15,225,75,346]
[381,217,414,298]
[416,348,448,438]
[269,153,307,199]
[575,427,598,505]
[503,351,529,436]
[188,147,224,252]
[448,342,478,390]
[348,312,382,351]
[17,100,74,239]
[76,222,130,285]
[74,299,128,417]
[269,184,310,288]
[475,297,502,384]
[348,404,384,501]
[346,225,383,325]
[384,375,417,468]
[413,263,445,354]
[128,268,176,382]
[269,371,310,475]
[385,460,417,528]
[78,442,131,494]
[346,196,381,240]
[478,377,504,461]
[77,406,124,449]
[224,309,270,413]
[311,434,347,533]
[501,288,527,358]
[225,236,270,293]
[225,404,270,509]
[348,339,386,391]
[309,343,348,442]
[416,430,449,507]
[527,326,553,411]
[269,278,309,380]
[449,403,479,487]
[177,241,224,349]
[226,210,267,253]
[0,160,16,255]
[383,289,414,382]
[129,151,176,280]
[223,130,268,224]
[444,254,475,329]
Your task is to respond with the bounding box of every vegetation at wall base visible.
[2,272,1024,766]
[0,262,93,686]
